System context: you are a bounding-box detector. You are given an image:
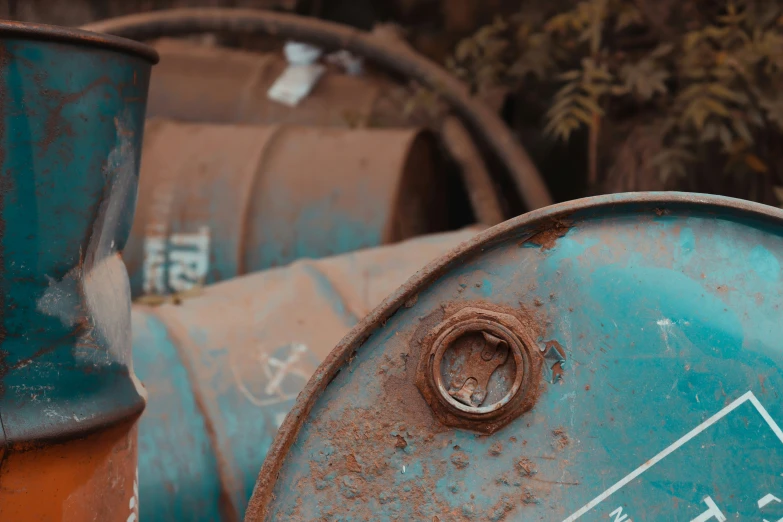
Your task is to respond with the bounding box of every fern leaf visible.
[705,83,743,103]
[575,94,605,115]
[650,43,675,58]
[558,69,582,81]
[702,98,730,117]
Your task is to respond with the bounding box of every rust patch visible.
[346,454,362,473]
[523,219,573,250]
[38,76,112,157]
[551,362,565,382]
[552,428,569,451]
[450,451,469,469]
[414,302,545,434]
[516,457,536,477]
[278,406,458,520]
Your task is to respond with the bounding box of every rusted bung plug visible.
[415,306,543,434]
[0,21,156,520]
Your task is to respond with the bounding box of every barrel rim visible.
[0,20,159,63]
[245,191,783,521]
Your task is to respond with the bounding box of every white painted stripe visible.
[748,394,783,446]
[758,494,781,509]
[561,390,763,522]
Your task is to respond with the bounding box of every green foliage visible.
[544,58,612,140]
[447,0,783,197]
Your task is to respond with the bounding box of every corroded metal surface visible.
[415,305,542,433]
[0,19,158,62]
[147,38,408,128]
[144,40,504,227]
[125,119,448,296]
[0,20,153,519]
[131,228,480,521]
[82,8,553,211]
[248,192,783,521]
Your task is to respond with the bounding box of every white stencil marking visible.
[563,391,783,522]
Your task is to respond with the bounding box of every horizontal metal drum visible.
[246,193,783,522]
[131,228,480,521]
[125,119,450,296]
[146,38,408,128]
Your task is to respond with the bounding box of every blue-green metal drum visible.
[248,193,783,522]
[0,21,156,445]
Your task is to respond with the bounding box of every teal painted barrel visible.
[246,193,783,522]
[0,21,156,519]
[131,228,480,521]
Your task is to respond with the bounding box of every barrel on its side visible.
[147,38,408,128]
[246,193,783,522]
[0,22,155,520]
[125,119,450,296]
[132,228,479,521]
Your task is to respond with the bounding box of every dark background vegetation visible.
[6,0,783,207]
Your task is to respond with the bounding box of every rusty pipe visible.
[81,8,553,212]
[441,117,504,226]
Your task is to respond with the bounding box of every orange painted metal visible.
[0,421,140,521]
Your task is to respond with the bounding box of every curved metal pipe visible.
[441,117,505,225]
[82,8,553,211]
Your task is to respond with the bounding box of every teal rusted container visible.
[131,228,479,521]
[0,21,156,519]
[246,193,783,522]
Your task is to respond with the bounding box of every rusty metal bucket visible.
[125,119,451,297]
[0,21,156,520]
[246,193,783,521]
[146,38,408,128]
[131,227,480,521]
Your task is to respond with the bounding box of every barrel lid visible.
[248,192,783,521]
[0,20,159,63]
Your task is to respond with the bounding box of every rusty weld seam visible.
[242,191,783,521]
[144,304,242,522]
[235,124,288,277]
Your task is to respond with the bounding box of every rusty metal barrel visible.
[130,227,479,521]
[0,21,156,520]
[125,119,450,297]
[246,192,783,521]
[146,38,407,128]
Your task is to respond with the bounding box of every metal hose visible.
[82,8,553,212]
